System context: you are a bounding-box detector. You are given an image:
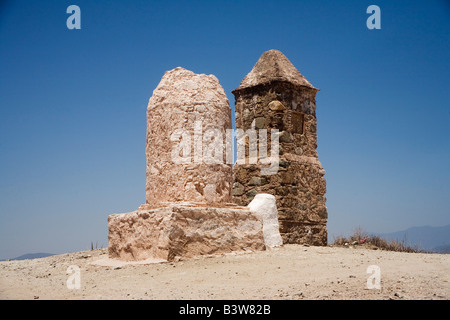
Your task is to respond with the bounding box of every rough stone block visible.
[108,204,265,261]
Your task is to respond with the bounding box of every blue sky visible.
[0,0,449,259]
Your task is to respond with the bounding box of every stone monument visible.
[108,51,328,261]
[232,50,328,245]
[108,67,266,261]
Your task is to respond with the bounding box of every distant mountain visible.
[6,253,55,261]
[376,225,450,253]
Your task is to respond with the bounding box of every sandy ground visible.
[0,244,448,300]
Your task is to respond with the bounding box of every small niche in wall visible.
[291,111,304,134]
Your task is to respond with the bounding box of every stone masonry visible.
[232,50,328,245]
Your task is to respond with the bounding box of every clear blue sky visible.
[0,0,449,259]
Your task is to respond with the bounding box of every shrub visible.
[332,227,429,253]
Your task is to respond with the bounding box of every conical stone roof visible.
[234,49,317,91]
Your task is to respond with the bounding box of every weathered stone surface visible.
[232,50,328,246]
[279,221,327,246]
[268,100,286,111]
[246,189,257,199]
[248,176,269,186]
[232,182,245,196]
[108,204,265,261]
[279,131,293,143]
[146,67,233,208]
[254,117,266,129]
[236,49,317,90]
[248,194,283,248]
[279,160,290,168]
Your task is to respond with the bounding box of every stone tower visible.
[232,50,328,245]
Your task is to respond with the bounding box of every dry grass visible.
[332,227,429,253]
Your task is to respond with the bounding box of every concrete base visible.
[108,203,266,261]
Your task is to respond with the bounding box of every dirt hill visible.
[0,244,448,300]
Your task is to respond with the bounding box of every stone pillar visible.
[232,50,328,245]
[145,67,233,208]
